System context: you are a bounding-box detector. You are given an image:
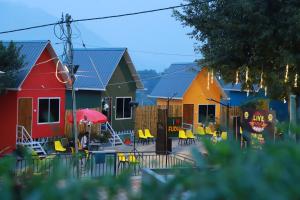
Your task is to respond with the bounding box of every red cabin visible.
[0,40,69,155]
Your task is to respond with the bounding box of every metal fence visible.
[14,151,195,178]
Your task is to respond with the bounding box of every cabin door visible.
[18,98,33,135]
[183,104,194,125]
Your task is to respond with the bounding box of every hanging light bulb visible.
[284,64,289,83]
[246,89,250,97]
[211,69,214,84]
[260,71,264,89]
[235,70,239,85]
[264,86,268,96]
[207,71,210,90]
[283,97,287,104]
[294,73,298,88]
[245,67,249,83]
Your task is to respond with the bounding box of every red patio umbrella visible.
[68,108,107,124]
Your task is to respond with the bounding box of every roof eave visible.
[147,95,183,100]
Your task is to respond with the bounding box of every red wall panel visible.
[18,49,66,139]
[0,91,17,155]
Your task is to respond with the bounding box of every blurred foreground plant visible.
[1,140,300,199]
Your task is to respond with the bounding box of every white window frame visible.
[115,96,132,120]
[37,97,61,124]
[198,104,216,123]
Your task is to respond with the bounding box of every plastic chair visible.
[197,126,206,136]
[54,141,66,152]
[144,129,155,143]
[128,153,139,164]
[186,129,196,144]
[221,132,228,140]
[205,127,212,135]
[128,153,140,174]
[138,130,148,145]
[117,153,128,169]
[178,130,188,145]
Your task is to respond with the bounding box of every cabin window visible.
[115,97,132,119]
[198,105,216,123]
[38,98,60,123]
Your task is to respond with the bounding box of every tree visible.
[0,41,24,92]
[173,0,300,101]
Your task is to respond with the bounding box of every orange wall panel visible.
[183,67,224,128]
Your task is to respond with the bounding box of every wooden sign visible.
[167,117,182,136]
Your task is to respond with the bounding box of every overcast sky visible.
[0,0,200,71]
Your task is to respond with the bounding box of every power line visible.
[71,40,197,57]
[0,1,212,35]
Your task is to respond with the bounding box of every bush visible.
[1,140,300,199]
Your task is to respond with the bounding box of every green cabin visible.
[66,48,143,132]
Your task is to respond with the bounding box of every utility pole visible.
[65,13,79,153]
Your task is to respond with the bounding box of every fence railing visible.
[14,151,195,178]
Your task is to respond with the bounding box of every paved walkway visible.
[100,138,206,156]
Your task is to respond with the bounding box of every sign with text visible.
[167,117,182,136]
[242,109,276,141]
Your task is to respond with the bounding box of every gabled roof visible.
[72,48,143,91]
[221,80,260,92]
[149,63,199,99]
[2,40,68,89]
[2,40,48,89]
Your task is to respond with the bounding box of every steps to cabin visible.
[16,125,47,157]
[103,122,124,146]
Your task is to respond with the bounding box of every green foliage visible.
[174,0,300,100]
[240,98,269,110]
[0,41,24,91]
[2,140,300,199]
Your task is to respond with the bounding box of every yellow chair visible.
[186,130,196,144]
[117,153,128,169]
[221,132,228,140]
[240,127,243,134]
[144,129,155,143]
[205,127,212,135]
[197,126,206,136]
[138,130,148,145]
[128,153,139,164]
[178,130,188,145]
[54,141,66,152]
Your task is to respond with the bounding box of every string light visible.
[260,71,264,89]
[235,70,239,85]
[283,97,287,104]
[246,67,250,96]
[264,86,268,96]
[284,64,289,83]
[294,73,298,88]
[245,67,249,83]
[207,71,210,90]
[211,69,214,84]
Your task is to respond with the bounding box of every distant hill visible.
[136,69,161,105]
[0,1,108,53]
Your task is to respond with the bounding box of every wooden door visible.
[18,98,32,135]
[183,104,194,125]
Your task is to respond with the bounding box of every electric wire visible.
[0,1,213,35]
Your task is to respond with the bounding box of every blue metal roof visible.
[149,63,199,99]
[72,48,126,90]
[2,40,49,88]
